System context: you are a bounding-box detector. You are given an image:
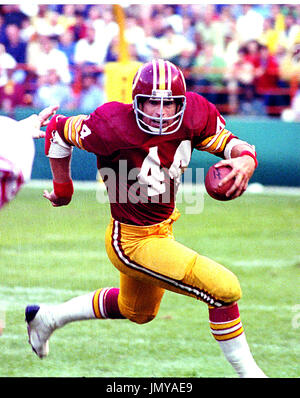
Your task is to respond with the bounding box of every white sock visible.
[216,332,267,378]
[46,291,96,329]
[209,303,267,378]
[44,287,123,329]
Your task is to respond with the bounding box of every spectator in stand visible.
[181,14,196,43]
[162,4,183,34]
[194,5,222,48]
[193,41,227,104]
[105,35,119,63]
[155,24,195,62]
[73,23,106,69]
[125,16,148,61]
[0,43,16,87]
[255,44,279,89]
[259,17,281,55]
[30,5,54,37]
[76,72,105,113]
[68,9,88,41]
[279,13,299,51]
[221,32,240,68]
[0,41,27,114]
[235,4,265,43]
[0,70,26,114]
[279,42,300,85]
[27,35,72,85]
[254,44,280,114]
[58,29,76,66]
[148,12,166,38]
[56,4,77,32]
[33,68,74,110]
[172,47,195,70]
[87,5,118,46]
[244,40,261,70]
[19,14,36,43]
[0,14,7,43]
[39,10,65,37]
[1,24,27,64]
[0,4,27,28]
[225,46,256,114]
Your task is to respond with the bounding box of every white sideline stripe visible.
[0,285,293,312]
[228,257,300,268]
[1,247,107,260]
[0,285,89,309]
[27,180,300,196]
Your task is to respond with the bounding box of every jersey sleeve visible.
[191,94,237,158]
[55,110,112,156]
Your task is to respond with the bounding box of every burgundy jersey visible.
[54,92,236,225]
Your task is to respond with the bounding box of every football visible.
[205,164,235,201]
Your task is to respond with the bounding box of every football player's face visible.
[141,98,177,128]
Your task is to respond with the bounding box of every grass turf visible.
[0,186,299,378]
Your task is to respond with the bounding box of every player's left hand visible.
[214,155,256,199]
[43,189,72,207]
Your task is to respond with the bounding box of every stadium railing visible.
[1,63,298,117]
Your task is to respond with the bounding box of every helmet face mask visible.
[132,59,187,135]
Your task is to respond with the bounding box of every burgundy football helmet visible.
[132,59,186,135]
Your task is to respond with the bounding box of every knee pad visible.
[192,255,242,305]
[119,305,156,324]
[128,313,156,325]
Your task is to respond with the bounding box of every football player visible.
[0,105,58,210]
[25,59,265,377]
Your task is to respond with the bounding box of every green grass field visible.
[0,184,299,378]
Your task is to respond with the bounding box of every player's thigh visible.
[118,272,165,324]
[183,254,242,306]
[106,222,241,306]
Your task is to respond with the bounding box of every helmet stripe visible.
[152,59,157,91]
[158,58,165,90]
[179,68,186,92]
[132,65,142,93]
[166,61,172,91]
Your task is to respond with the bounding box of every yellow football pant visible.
[105,209,241,324]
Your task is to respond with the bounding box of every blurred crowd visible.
[0,4,300,119]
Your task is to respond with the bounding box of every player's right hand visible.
[38,105,59,127]
[43,189,72,207]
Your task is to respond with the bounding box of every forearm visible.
[43,113,75,206]
[49,156,72,183]
[43,156,74,206]
[230,143,257,169]
[224,137,257,169]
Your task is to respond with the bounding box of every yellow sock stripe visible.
[210,317,241,331]
[212,326,244,341]
[158,59,165,90]
[92,288,103,319]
